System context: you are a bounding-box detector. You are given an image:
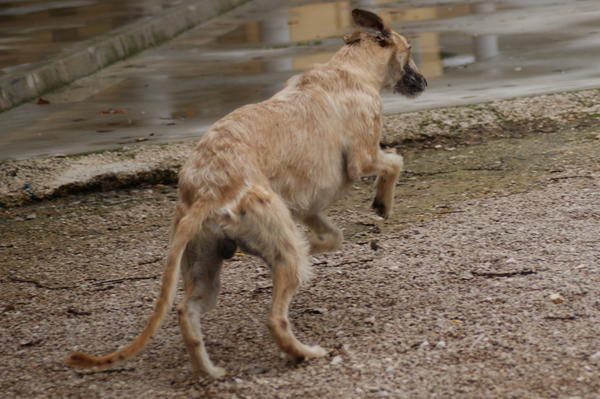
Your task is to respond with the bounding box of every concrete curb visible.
[0,0,250,112]
[1,88,600,208]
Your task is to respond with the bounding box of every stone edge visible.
[0,0,250,111]
[1,88,600,208]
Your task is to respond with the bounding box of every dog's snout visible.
[410,71,427,89]
[394,64,427,98]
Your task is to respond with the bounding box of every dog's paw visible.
[287,344,328,363]
[372,197,389,218]
[205,365,227,379]
[301,345,328,359]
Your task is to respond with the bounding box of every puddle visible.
[1,0,600,160]
[207,1,479,77]
[89,0,482,125]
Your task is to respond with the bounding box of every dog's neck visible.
[328,40,392,91]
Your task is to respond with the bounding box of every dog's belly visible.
[271,172,348,216]
[262,135,350,215]
[306,184,344,213]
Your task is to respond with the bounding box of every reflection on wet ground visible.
[1,0,600,160]
[0,0,186,75]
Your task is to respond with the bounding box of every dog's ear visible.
[351,9,390,37]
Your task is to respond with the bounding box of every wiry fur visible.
[65,9,426,379]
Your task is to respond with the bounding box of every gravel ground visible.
[1,119,600,398]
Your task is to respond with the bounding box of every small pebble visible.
[331,355,343,365]
[589,351,600,361]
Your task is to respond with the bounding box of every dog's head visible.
[345,9,427,97]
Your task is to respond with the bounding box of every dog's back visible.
[180,49,384,215]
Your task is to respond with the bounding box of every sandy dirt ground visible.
[1,125,599,398]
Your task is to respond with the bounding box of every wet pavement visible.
[0,0,188,76]
[1,0,600,160]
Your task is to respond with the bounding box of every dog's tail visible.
[65,202,210,370]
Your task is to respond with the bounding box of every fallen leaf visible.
[36,98,50,105]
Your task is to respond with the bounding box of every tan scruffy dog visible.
[66,9,427,379]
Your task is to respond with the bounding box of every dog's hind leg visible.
[231,187,328,361]
[372,150,404,219]
[270,263,327,361]
[303,213,343,254]
[177,234,226,379]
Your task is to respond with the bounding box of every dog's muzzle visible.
[394,65,427,98]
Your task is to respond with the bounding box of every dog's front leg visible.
[371,150,403,218]
[345,144,403,218]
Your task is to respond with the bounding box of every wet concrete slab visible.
[1,0,600,160]
[0,0,188,76]
[0,0,251,111]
